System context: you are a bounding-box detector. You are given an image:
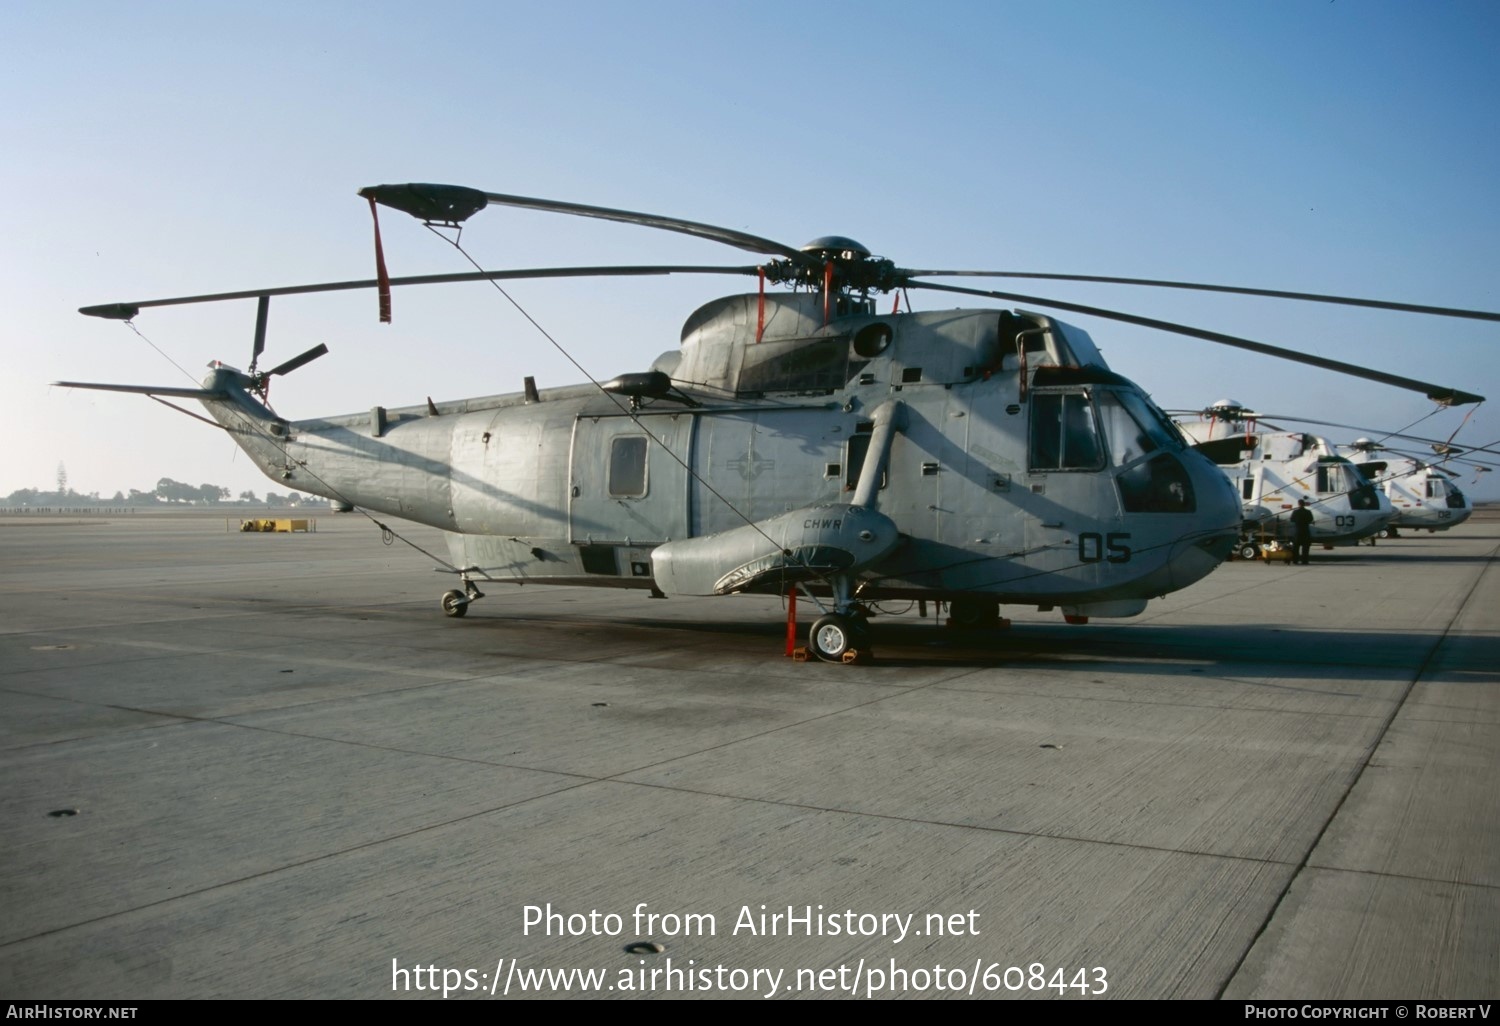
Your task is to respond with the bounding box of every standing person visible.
[1290,498,1314,565]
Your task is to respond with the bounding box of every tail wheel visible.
[440,590,469,618]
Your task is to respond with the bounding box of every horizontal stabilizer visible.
[54,381,229,400]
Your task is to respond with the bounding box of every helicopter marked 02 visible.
[1173,401,1395,558]
[1345,443,1473,534]
[61,183,1493,662]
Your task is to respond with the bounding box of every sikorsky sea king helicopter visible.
[1169,401,1395,559]
[1346,443,1475,535]
[1354,448,1473,535]
[1238,413,1496,536]
[60,184,1496,662]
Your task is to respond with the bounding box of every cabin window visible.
[1242,476,1254,501]
[1446,484,1467,509]
[1426,479,1441,499]
[608,436,648,497]
[1029,392,1103,471]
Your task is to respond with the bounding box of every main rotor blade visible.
[79,265,758,319]
[901,270,1500,323]
[360,183,808,262]
[54,382,229,399]
[1376,445,1493,469]
[1166,409,1500,458]
[908,280,1485,405]
[1248,415,1500,459]
[1246,414,1481,452]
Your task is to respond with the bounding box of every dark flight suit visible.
[1290,504,1314,564]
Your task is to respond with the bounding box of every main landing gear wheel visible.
[809,614,871,663]
[440,590,468,617]
[1238,542,1260,561]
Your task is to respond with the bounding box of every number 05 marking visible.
[1079,532,1132,564]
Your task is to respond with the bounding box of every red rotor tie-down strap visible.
[756,267,766,343]
[785,587,797,658]
[368,196,392,324]
[823,261,834,325]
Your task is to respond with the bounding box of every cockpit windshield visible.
[1096,389,1184,467]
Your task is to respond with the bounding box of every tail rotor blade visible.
[265,343,329,378]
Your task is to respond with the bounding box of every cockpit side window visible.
[1029,392,1103,471]
[1316,463,1343,494]
[1318,459,1380,509]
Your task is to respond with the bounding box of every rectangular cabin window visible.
[1242,475,1254,501]
[1029,392,1103,471]
[608,436,649,498]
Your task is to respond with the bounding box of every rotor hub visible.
[1207,399,1253,422]
[800,236,871,261]
[759,236,903,294]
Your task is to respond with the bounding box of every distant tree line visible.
[4,476,313,508]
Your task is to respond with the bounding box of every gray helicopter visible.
[61,184,1494,662]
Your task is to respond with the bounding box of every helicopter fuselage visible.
[1344,454,1472,532]
[200,293,1240,618]
[1178,421,1394,545]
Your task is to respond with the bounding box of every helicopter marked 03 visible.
[1176,405,1488,548]
[1250,414,1491,536]
[1172,401,1395,559]
[61,184,1495,662]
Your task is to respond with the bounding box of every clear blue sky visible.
[4,0,1498,499]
